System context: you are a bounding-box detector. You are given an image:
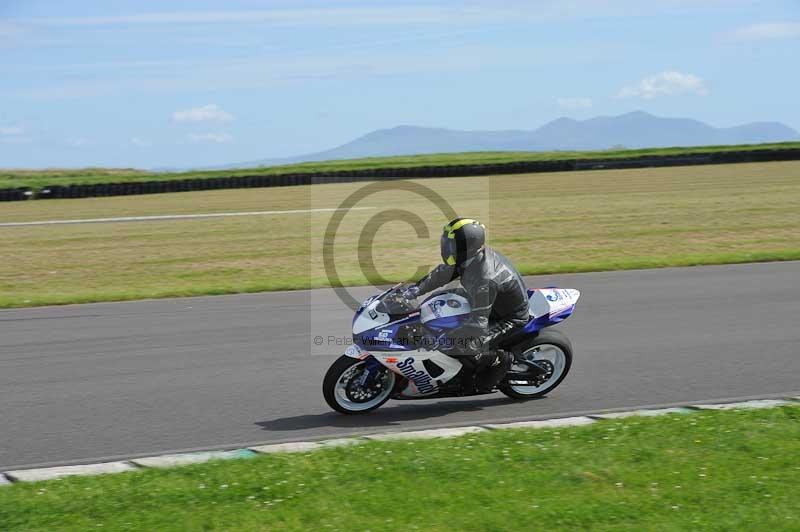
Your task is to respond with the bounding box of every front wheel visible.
[499,329,573,400]
[323,355,396,414]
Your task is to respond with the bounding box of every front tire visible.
[499,329,573,400]
[323,355,396,414]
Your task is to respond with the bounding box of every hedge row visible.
[1,147,799,202]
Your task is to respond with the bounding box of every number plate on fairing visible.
[420,293,470,324]
[528,288,581,319]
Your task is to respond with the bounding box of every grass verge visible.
[1,141,799,190]
[0,161,798,308]
[1,406,798,531]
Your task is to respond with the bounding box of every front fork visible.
[358,356,383,387]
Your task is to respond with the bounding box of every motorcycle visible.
[323,284,580,414]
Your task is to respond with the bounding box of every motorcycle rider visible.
[402,218,530,393]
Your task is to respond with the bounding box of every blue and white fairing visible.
[351,288,581,348]
[349,290,467,397]
[351,290,418,351]
[419,293,471,330]
[524,288,581,333]
[346,286,580,399]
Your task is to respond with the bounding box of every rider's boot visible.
[459,370,477,396]
[474,350,513,393]
[457,355,480,395]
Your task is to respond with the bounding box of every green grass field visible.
[0,161,798,308]
[1,406,798,531]
[1,141,799,190]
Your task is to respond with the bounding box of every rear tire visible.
[323,355,395,414]
[499,329,573,400]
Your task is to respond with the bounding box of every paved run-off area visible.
[1,261,798,470]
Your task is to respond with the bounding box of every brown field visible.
[0,161,798,307]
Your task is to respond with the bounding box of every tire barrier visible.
[0,187,33,202]
[10,147,800,202]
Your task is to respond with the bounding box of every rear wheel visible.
[499,329,573,400]
[323,355,396,414]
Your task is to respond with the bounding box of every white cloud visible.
[731,21,800,41]
[30,3,759,28]
[617,71,708,99]
[33,8,456,26]
[0,125,31,143]
[130,137,152,147]
[556,97,592,110]
[6,41,619,101]
[66,137,91,147]
[187,132,233,144]
[0,22,24,38]
[0,126,24,136]
[173,104,234,123]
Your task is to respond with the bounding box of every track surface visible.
[2,262,799,470]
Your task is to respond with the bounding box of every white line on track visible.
[0,206,374,228]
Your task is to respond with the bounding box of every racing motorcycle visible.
[323,284,581,414]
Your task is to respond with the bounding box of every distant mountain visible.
[217,111,799,169]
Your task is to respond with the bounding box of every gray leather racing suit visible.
[413,246,530,355]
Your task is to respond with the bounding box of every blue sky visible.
[1,0,798,168]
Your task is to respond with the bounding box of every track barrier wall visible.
[1,147,799,202]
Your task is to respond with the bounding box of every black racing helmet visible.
[440,218,486,267]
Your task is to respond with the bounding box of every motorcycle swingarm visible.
[503,360,550,384]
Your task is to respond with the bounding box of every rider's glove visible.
[431,333,452,351]
[466,336,484,353]
[401,284,420,300]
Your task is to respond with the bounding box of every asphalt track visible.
[2,261,798,470]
